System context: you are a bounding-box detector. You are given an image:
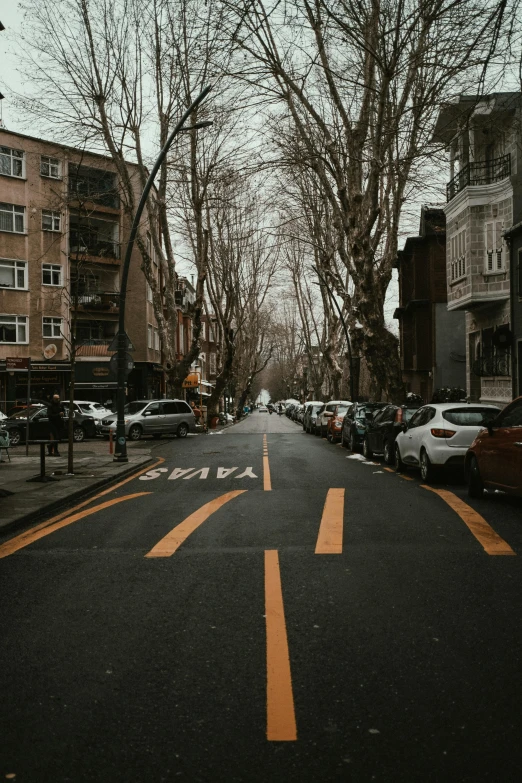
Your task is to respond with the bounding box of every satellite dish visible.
[43,344,57,359]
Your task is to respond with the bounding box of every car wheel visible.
[383,440,394,465]
[73,426,85,443]
[8,429,21,446]
[349,431,358,452]
[467,455,484,499]
[362,437,373,459]
[395,443,406,472]
[128,424,142,441]
[420,449,437,482]
[177,423,189,438]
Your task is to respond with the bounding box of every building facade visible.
[0,129,164,411]
[434,92,522,405]
[394,206,466,402]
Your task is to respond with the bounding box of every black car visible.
[1,405,97,446]
[363,403,423,463]
[341,402,388,451]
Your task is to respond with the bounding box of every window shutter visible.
[485,223,493,271]
[495,221,503,270]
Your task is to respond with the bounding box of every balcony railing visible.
[447,154,511,201]
[72,292,120,311]
[69,238,120,260]
[471,354,511,377]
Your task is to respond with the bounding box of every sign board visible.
[109,352,134,378]
[182,372,200,389]
[92,366,110,377]
[108,332,135,352]
[6,357,30,370]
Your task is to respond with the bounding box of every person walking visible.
[47,393,65,456]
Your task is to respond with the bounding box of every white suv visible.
[394,402,500,481]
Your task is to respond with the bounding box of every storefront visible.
[0,360,71,413]
[74,360,118,405]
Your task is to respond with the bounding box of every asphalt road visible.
[1,411,522,782]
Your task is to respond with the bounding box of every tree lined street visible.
[2,415,522,781]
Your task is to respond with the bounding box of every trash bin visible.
[210,416,220,429]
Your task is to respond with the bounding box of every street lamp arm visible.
[114,85,213,462]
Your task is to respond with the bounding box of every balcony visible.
[447,154,511,201]
[72,291,120,313]
[68,165,119,209]
[471,354,511,377]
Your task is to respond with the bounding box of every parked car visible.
[303,402,323,433]
[394,403,500,481]
[100,399,196,441]
[327,403,350,443]
[465,396,522,499]
[1,405,96,445]
[295,405,306,423]
[362,403,423,463]
[285,404,296,419]
[258,405,268,413]
[73,401,112,420]
[342,402,388,452]
[315,400,351,437]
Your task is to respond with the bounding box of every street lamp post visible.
[114,86,213,462]
[312,266,357,402]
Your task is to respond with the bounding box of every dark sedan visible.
[341,402,388,451]
[0,405,97,446]
[363,403,422,463]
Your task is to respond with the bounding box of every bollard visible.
[109,429,114,455]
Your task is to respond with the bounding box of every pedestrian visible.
[46,393,65,456]
[190,400,202,423]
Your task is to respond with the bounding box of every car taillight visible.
[430,428,456,438]
[396,409,403,423]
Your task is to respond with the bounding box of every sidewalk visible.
[0,439,154,535]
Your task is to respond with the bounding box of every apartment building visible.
[394,206,466,402]
[433,92,522,405]
[0,128,163,410]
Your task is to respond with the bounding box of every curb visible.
[0,457,154,538]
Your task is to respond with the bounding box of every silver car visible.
[101,399,196,441]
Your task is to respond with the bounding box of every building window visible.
[42,210,62,232]
[201,321,206,340]
[485,221,505,272]
[154,328,160,351]
[0,203,25,233]
[148,324,153,349]
[147,282,153,302]
[210,352,216,374]
[42,264,62,286]
[0,146,25,178]
[40,156,61,179]
[43,317,63,338]
[450,229,466,281]
[0,315,28,343]
[179,323,184,354]
[0,259,27,289]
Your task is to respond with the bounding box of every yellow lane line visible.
[383,467,394,473]
[315,488,345,554]
[263,434,272,491]
[265,550,297,741]
[422,485,516,556]
[1,457,166,543]
[399,474,414,480]
[145,490,246,558]
[0,493,151,558]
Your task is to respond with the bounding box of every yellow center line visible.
[315,488,345,554]
[383,467,395,473]
[421,485,516,556]
[399,474,414,480]
[263,434,272,491]
[265,550,297,741]
[0,493,151,558]
[145,490,246,557]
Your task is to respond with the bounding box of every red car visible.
[465,396,522,498]
[326,403,350,443]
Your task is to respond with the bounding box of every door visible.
[402,407,430,463]
[175,401,194,431]
[372,406,393,452]
[141,402,163,433]
[483,399,522,489]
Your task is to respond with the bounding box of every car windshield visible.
[124,402,148,415]
[9,406,42,419]
[79,404,92,412]
[336,406,349,416]
[442,407,499,426]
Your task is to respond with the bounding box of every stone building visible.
[394,206,466,402]
[0,128,163,410]
[433,92,522,405]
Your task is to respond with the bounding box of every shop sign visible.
[93,367,110,377]
[6,357,30,370]
[182,372,200,388]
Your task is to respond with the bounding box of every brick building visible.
[0,128,163,411]
[394,206,466,402]
[433,92,522,405]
